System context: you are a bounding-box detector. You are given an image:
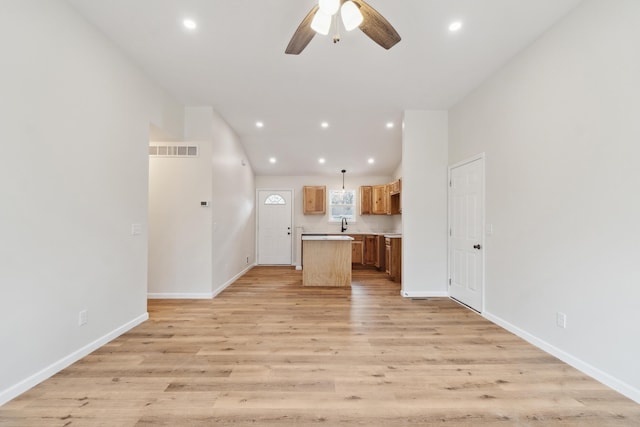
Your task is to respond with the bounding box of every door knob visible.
[473,244,482,250]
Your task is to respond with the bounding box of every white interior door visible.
[449,156,484,312]
[257,189,293,265]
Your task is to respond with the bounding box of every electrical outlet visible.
[556,312,567,328]
[79,310,88,326]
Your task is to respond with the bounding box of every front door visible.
[448,156,485,312]
[257,189,293,265]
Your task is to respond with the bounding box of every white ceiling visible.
[66,0,582,176]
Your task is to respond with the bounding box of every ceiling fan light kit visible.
[311,9,332,35]
[285,0,401,55]
[319,0,340,15]
[341,1,364,31]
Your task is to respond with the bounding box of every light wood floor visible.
[1,266,639,426]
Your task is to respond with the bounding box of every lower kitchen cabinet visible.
[385,237,401,282]
[363,235,377,266]
[350,235,364,264]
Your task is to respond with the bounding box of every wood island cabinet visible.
[303,186,326,215]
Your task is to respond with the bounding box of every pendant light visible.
[341,169,346,190]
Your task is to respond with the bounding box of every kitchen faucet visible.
[341,217,348,233]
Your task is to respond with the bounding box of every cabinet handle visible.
[473,244,482,250]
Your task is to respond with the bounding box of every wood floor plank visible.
[1,266,638,426]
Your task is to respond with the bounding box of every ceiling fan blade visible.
[353,0,401,50]
[285,5,319,55]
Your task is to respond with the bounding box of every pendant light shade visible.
[341,1,363,31]
[318,0,340,16]
[311,10,332,35]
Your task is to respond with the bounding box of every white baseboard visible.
[401,290,449,298]
[0,313,148,407]
[147,292,214,299]
[483,311,640,404]
[147,263,256,300]
[211,263,255,298]
[295,265,302,271]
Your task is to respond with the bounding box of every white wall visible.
[148,107,256,298]
[0,0,184,404]
[401,111,449,298]
[148,110,214,297]
[210,111,256,295]
[449,0,640,402]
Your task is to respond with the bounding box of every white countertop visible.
[302,235,354,241]
[302,232,400,236]
[383,234,402,238]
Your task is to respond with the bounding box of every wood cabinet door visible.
[360,186,372,215]
[385,239,391,274]
[363,235,377,265]
[303,186,326,214]
[372,185,387,214]
[351,240,363,264]
[375,235,385,270]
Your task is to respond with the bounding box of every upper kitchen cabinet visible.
[389,179,401,215]
[360,179,401,216]
[371,184,388,215]
[359,186,372,215]
[303,186,326,215]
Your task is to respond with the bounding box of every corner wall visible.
[449,0,640,401]
[401,111,449,297]
[0,0,184,404]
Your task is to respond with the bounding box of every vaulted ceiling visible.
[67,0,582,176]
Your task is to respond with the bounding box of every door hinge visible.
[449,228,452,236]
[449,278,451,286]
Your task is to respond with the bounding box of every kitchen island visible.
[302,235,353,287]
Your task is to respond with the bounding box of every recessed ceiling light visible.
[368,158,375,164]
[269,157,277,164]
[386,122,394,129]
[321,121,329,129]
[183,19,197,30]
[256,121,264,128]
[449,21,462,32]
[318,158,326,164]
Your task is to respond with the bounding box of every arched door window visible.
[265,194,286,205]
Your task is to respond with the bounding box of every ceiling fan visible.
[285,0,401,55]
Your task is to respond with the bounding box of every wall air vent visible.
[149,145,198,158]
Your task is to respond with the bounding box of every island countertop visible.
[302,235,354,241]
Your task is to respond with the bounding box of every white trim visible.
[401,290,449,298]
[447,153,486,313]
[483,311,640,404]
[212,263,255,298]
[147,263,255,300]
[147,292,214,299]
[0,313,148,406]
